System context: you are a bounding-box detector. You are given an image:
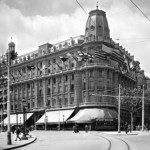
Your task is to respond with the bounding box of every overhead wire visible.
[121,39,150,45]
[75,0,96,26]
[129,0,150,22]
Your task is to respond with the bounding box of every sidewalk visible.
[0,131,36,150]
[101,130,150,136]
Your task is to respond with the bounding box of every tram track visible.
[90,132,131,150]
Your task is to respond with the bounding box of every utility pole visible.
[118,84,121,133]
[142,85,144,131]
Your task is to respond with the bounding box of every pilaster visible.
[43,78,47,108]
[74,71,82,106]
[34,81,38,108]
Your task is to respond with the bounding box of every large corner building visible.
[0,7,149,130]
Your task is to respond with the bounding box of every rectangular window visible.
[48,79,51,85]
[70,84,74,92]
[70,97,74,104]
[98,70,102,77]
[65,75,68,82]
[71,74,74,80]
[98,80,103,89]
[89,70,93,77]
[83,82,86,90]
[64,85,68,92]
[53,78,56,84]
[47,88,51,95]
[64,97,68,105]
[89,81,94,89]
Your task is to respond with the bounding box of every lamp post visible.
[63,115,65,130]
[21,100,28,140]
[7,49,11,145]
[16,108,18,128]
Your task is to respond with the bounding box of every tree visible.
[121,87,150,131]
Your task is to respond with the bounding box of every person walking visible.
[11,125,15,134]
[85,124,89,133]
[15,127,21,141]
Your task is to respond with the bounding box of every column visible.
[113,72,119,95]
[30,82,33,109]
[85,70,89,103]
[68,74,71,106]
[62,75,65,106]
[74,71,82,106]
[43,79,47,108]
[103,69,107,102]
[56,77,59,107]
[94,69,98,103]
[34,81,38,108]
[50,78,53,107]
[20,84,23,110]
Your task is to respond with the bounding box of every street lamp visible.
[7,49,12,145]
[63,115,65,130]
[15,108,18,128]
[21,100,28,140]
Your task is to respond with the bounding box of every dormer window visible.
[90,25,95,31]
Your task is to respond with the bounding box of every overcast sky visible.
[0,0,150,76]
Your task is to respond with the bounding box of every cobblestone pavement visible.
[1,130,150,150]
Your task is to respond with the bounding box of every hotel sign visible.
[50,35,84,52]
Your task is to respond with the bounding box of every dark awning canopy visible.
[67,108,117,123]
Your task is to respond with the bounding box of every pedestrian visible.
[124,122,128,134]
[15,127,21,141]
[73,124,79,133]
[85,124,89,133]
[11,125,15,134]
[137,124,140,131]
[128,124,131,133]
[73,125,75,133]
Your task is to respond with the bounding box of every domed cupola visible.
[84,5,110,42]
[8,38,15,52]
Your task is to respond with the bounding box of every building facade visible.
[0,7,149,130]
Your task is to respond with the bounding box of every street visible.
[14,131,150,150]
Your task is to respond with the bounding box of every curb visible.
[101,132,138,136]
[2,137,37,150]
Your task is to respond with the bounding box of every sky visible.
[0,0,150,76]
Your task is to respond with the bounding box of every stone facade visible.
[0,8,149,129]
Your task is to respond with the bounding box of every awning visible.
[36,109,74,125]
[67,108,118,123]
[2,113,33,125]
